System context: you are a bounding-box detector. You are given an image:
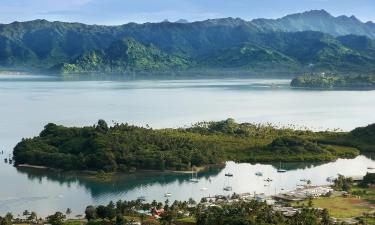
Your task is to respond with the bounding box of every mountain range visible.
[1,10,375,75]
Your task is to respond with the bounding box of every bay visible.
[0,74,374,216]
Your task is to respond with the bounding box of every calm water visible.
[0,74,375,216]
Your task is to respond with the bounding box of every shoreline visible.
[15,163,224,177]
[290,86,375,91]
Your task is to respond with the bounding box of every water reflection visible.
[14,156,373,201]
[1,153,374,216]
[16,166,223,198]
[14,160,329,199]
[363,152,375,160]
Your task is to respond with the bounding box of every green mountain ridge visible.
[53,38,189,73]
[1,10,375,74]
[252,10,375,38]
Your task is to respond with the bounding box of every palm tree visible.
[66,208,72,218]
[22,210,30,217]
[139,213,145,225]
[4,213,13,225]
[28,212,37,222]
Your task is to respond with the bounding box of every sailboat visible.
[137,185,146,201]
[277,162,287,173]
[223,186,232,191]
[255,172,263,176]
[223,174,232,191]
[163,176,172,198]
[189,168,199,183]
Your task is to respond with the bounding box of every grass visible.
[176,217,196,222]
[175,217,196,225]
[362,217,375,225]
[295,196,373,218]
[64,220,84,225]
[124,215,159,224]
[351,186,375,204]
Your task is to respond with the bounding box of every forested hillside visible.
[52,38,189,73]
[13,119,370,173]
[1,10,375,74]
[253,10,375,38]
[291,74,375,89]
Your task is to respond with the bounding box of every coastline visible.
[15,163,225,182]
[290,86,375,91]
[17,164,51,169]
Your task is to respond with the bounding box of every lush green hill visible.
[0,19,261,70]
[314,123,375,153]
[52,38,189,74]
[198,31,375,73]
[200,42,300,71]
[291,74,375,89]
[253,10,375,39]
[13,119,362,172]
[2,10,375,74]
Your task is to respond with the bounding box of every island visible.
[13,119,375,173]
[291,74,375,89]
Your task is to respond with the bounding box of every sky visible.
[0,0,374,25]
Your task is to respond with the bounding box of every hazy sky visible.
[0,0,374,25]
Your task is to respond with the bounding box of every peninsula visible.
[13,119,375,173]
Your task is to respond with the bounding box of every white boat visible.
[164,193,172,197]
[255,172,263,176]
[225,173,233,177]
[200,187,208,191]
[277,162,287,173]
[189,169,199,183]
[264,184,270,187]
[223,186,232,191]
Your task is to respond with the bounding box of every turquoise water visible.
[0,74,374,216]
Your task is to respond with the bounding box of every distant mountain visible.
[1,10,375,75]
[252,10,375,39]
[175,19,189,24]
[52,38,189,74]
[0,18,261,69]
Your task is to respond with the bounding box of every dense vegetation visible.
[52,38,189,74]
[13,119,372,173]
[332,175,353,191]
[291,74,375,89]
[91,199,334,225]
[316,123,375,153]
[361,173,375,187]
[196,202,332,225]
[0,198,338,225]
[2,10,375,74]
